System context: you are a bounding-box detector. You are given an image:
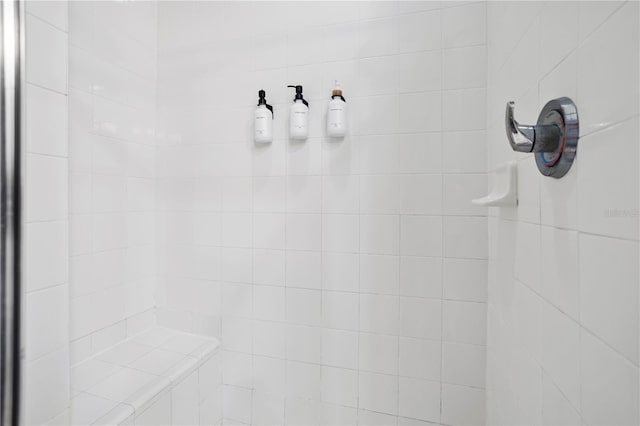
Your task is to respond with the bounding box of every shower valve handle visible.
[505,101,562,153]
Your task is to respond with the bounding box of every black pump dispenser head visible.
[287,85,309,107]
[257,89,273,118]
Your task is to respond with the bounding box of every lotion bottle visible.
[327,80,347,137]
[287,85,309,140]
[254,89,273,143]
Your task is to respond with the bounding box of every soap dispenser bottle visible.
[254,89,274,143]
[327,80,347,137]
[287,85,309,140]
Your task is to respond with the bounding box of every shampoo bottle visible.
[327,80,347,137]
[287,85,309,140]
[254,89,273,143]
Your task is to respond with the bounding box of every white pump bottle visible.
[327,80,347,137]
[288,85,309,140]
[254,90,273,143]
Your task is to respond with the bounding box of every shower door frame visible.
[0,1,23,425]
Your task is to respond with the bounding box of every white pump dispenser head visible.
[327,80,347,138]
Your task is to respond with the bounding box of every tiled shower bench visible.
[70,327,221,425]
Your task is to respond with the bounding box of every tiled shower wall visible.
[156,2,488,424]
[485,2,639,425]
[67,1,158,364]
[23,2,70,424]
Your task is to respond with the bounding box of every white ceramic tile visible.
[287,250,322,289]
[399,337,441,381]
[321,252,358,292]
[399,174,442,215]
[25,349,70,426]
[26,154,68,222]
[222,385,252,425]
[358,372,398,416]
[25,221,68,292]
[577,118,639,240]
[443,258,487,303]
[322,214,359,252]
[397,10,441,53]
[253,391,285,426]
[286,288,322,327]
[398,91,442,133]
[442,342,485,388]
[540,303,580,409]
[27,84,68,157]
[443,46,487,90]
[286,325,321,364]
[71,392,119,426]
[443,216,487,259]
[286,361,321,400]
[135,392,171,425]
[397,132,442,174]
[400,215,442,257]
[399,297,441,340]
[579,234,639,363]
[399,256,442,299]
[360,215,399,255]
[358,17,397,58]
[286,214,322,251]
[398,377,440,423]
[359,254,399,295]
[26,14,68,93]
[541,373,581,426]
[442,301,486,345]
[171,372,199,425]
[360,293,399,335]
[442,2,486,48]
[97,340,154,365]
[253,285,285,322]
[578,1,625,41]
[442,131,486,173]
[27,1,68,31]
[322,329,358,369]
[397,51,441,93]
[442,88,486,131]
[441,383,485,426]
[580,330,640,426]
[25,285,68,361]
[321,367,358,408]
[576,3,639,136]
[443,174,487,217]
[359,333,398,375]
[253,355,286,396]
[322,175,359,214]
[539,227,579,320]
[253,321,285,359]
[322,290,359,331]
[357,409,397,426]
[253,249,285,286]
[129,349,184,376]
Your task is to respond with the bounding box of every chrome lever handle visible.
[505,101,562,153]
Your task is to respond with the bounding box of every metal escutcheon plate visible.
[534,97,579,178]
